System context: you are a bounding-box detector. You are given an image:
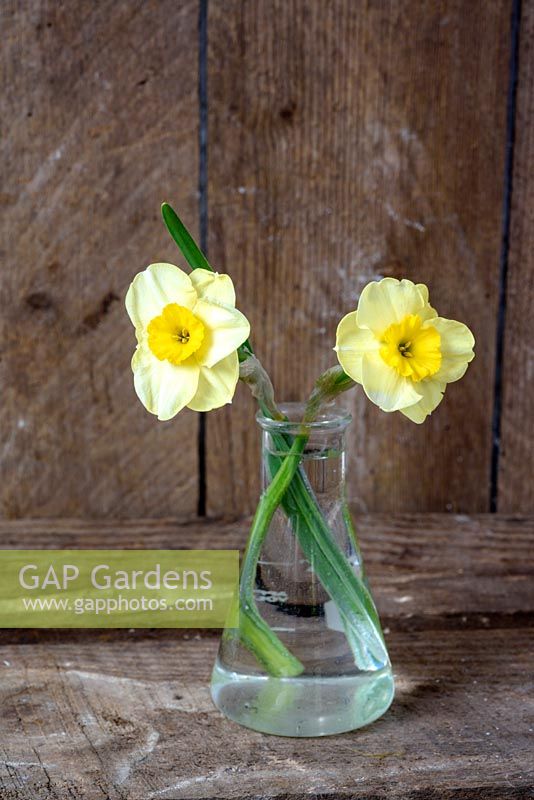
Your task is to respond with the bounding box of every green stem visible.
[240,364,387,674]
[237,434,308,677]
[266,440,387,671]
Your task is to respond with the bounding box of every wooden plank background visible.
[1,0,532,518]
[1,0,200,518]
[499,0,534,513]
[206,0,511,516]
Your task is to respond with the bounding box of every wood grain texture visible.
[0,1,199,518]
[0,513,531,628]
[0,631,532,799]
[0,515,532,799]
[498,1,534,512]
[205,0,510,518]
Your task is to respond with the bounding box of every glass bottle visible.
[211,403,394,737]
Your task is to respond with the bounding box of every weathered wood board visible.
[0,1,199,518]
[0,513,531,626]
[205,0,511,517]
[499,0,534,513]
[0,514,532,798]
[2,0,533,521]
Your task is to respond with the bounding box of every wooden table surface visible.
[0,515,532,799]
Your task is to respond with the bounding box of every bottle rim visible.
[256,402,352,432]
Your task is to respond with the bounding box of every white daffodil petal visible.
[132,344,199,421]
[361,352,422,412]
[126,263,197,331]
[356,278,426,333]
[190,270,236,307]
[416,283,429,303]
[432,317,475,383]
[400,379,446,423]
[188,351,239,411]
[416,283,438,321]
[334,311,378,383]
[193,298,250,368]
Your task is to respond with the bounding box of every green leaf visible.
[161,202,212,272]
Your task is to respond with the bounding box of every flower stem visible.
[237,433,308,677]
[236,361,388,676]
[265,444,387,670]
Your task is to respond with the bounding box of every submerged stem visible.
[236,360,387,676]
[237,434,307,676]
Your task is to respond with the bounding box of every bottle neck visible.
[258,404,350,495]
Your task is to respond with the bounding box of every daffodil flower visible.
[126,263,250,420]
[335,278,475,423]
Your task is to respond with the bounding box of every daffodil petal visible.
[190,270,236,307]
[361,352,422,412]
[188,351,239,411]
[356,278,426,333]
[192,298,250,368]
[431,317,475,383]
[126,263,197,331]
[334,311,378,383]
[416,283,438,321]
[400,379,446,423]
[131,343,199,421]
[416,283,429,303]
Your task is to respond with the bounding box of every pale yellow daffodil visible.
[126,263,250,420]
[335,278,475,423]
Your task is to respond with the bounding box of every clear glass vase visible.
[211,403,394,737]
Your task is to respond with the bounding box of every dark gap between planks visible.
[490,0,522,512]
[197,0,209,516]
